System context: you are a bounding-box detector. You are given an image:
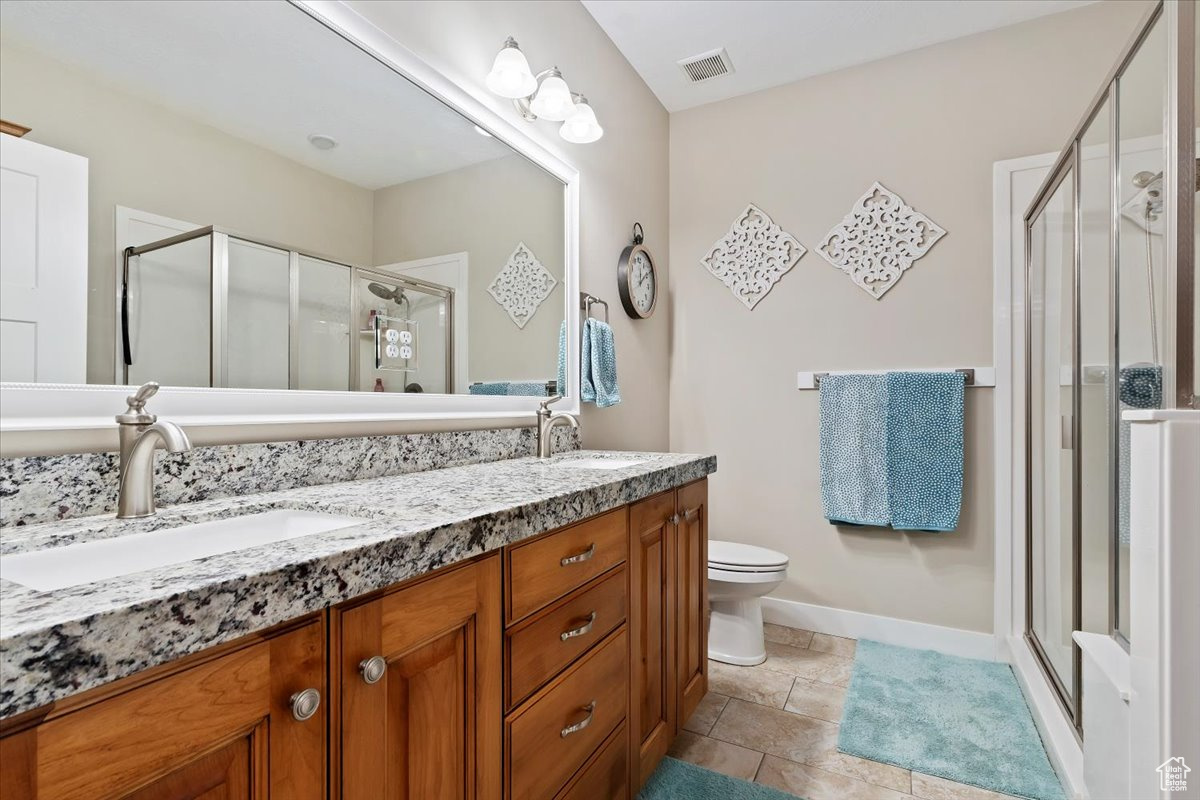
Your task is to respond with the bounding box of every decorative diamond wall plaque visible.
[817,182,946,299]
[488,241,557,328]
[701,204,805,309]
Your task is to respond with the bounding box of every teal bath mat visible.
[639,757,799,800]
[839,640,1065,800]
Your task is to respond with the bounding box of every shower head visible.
[367,282,405,304]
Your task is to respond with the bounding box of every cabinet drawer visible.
[507,566,627,708]
[555,722,629,800]
[507,508,628,622]
[508,629,628,800]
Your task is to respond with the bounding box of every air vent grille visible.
[677,48,733,83]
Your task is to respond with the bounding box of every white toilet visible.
[707,540,789,666]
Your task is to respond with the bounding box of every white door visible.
[378,253,469,393]
[0,135,88,383]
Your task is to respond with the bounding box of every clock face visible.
[629,249,655,314]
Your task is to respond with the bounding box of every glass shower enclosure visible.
[1023,0,1196,729]
[120,227,453,393]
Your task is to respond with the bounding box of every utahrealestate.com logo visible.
[1158,757,1191,792]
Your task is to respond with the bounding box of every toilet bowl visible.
[707,540,788,666]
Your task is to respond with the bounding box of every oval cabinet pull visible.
[682,506,700,522]
[560,702,596,738]
[560,543,596,566]
[289,688,321,722]
[560,611,598,641]
[668,513,681,526]
[359,655,387,685]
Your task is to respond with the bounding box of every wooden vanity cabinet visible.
[0,480,709,800]
[333,554,502,800]
[629,478,709,792]
[0,617,326,800]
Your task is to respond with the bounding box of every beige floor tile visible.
[708,660,795,708]
[808,750,911,794]
[710,699,909,793]
[667,730,764,781]
[911,772,1022,800]
[755,755,911,800]
[784,677,846,723]
[764,623,816,649]
[761,641,855,686]
[682,691,729,735]
[810,632,858,658]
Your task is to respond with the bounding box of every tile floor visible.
[670,623,1022,800]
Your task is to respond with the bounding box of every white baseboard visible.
[1008,635,1085,799]
[761,596,1003,662]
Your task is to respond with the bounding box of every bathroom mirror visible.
[0,0,572,400]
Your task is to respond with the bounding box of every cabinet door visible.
[675,479,708,727]
[338,555,502,800]
[627,491,676,788]
[0,619,326,800]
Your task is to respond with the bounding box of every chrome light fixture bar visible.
[485,37,603,144]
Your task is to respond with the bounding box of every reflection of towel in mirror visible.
[557,320,567,396]
[581,318,620,408]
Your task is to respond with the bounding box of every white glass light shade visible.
[529,73,574,121]
[486,43,536,99]
[559,100,603,144]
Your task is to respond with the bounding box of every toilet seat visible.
[708,540,788,573]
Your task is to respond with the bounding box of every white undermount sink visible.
[0,509,361,592]
[554,457,646,470]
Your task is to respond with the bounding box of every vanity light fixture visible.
[485,37,603,144]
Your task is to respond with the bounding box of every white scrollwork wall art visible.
[701,204,806,310]
[817,182,946,299]
[488,241,558,328]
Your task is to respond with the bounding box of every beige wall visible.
[667,1,1148,632]
[0,43,376,385]
[374,155,565,386]
[347,0,671,451]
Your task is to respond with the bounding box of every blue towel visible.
[557,320,567,397]
[469,382,509,395]
[819,374,890,526]
[582,318,621,408]
[468,381,549,396]
[885,371,964,531]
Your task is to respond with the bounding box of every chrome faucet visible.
[116,382,193,519]
[536,395,579,458]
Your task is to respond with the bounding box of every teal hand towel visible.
[885,371,964,531]
[506,381,548,396]
[469,382,509,395]
[584,318,621,408]
[581,319,596,404]
[819,374,889,526]
[557,320,567,396]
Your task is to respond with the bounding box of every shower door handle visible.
[1061,415,1074,450]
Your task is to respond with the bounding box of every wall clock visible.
[617,222,657,319]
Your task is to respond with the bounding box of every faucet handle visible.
[117,381,160,425]
[539,394,564,413]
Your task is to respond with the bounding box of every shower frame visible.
[1020,0,1195,733]
[120,225,455,392]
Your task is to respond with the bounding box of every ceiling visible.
[581,0,1097,112]
[0,0,513,189]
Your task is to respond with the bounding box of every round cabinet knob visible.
[359,655,387,685]
[289,688,321,722]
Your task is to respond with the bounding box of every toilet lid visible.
[708,540,788,570]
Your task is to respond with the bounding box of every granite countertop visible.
[0,450,715,719]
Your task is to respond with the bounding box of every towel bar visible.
[580,292,609,323]
[797,367,995,390]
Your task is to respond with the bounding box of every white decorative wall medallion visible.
[817,182,946,299]
[701,204,805,309]
[488,242,557,328]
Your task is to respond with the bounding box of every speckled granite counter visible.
[0,450,715,719]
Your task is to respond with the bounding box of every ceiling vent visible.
[677,48,733,83]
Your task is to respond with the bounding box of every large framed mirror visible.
[0,0,580,453]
